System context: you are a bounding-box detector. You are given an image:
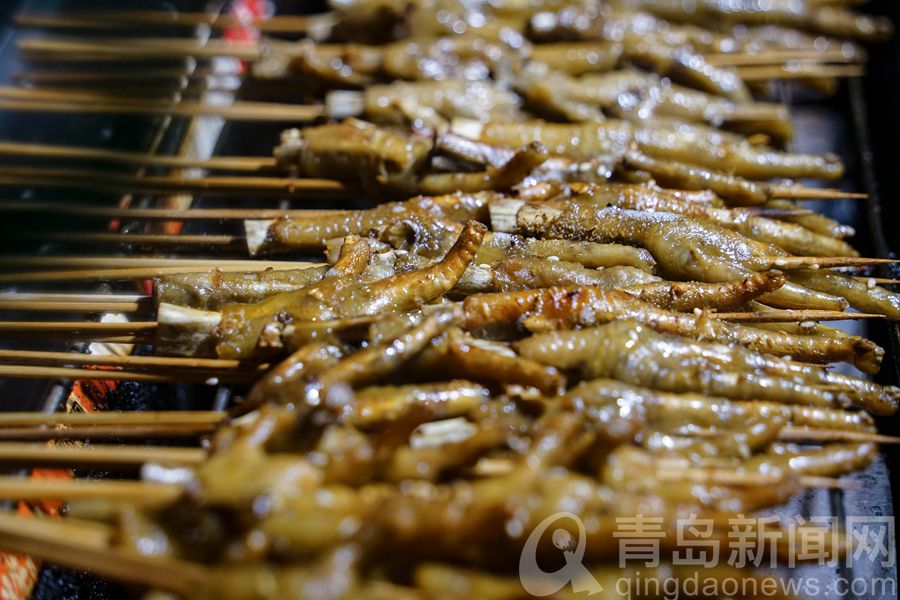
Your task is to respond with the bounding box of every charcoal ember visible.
[31,565,126,600]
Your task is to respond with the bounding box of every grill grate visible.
[0,1,893,598]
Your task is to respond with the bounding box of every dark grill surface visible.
[0,0,894,598]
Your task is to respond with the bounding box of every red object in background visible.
[225,0,272,43]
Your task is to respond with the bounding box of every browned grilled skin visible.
[489,255,784,311]
[518,204,848,311]
[462,286,882,373]
[513,320,895,411]
[479,120,844,181]
[345,380,490,429]
[155,266,329,310]
[274,119,433,183]
[743,443,878,478]
[557,182,859,257]
[490,256,659,291]
[529,41,624,76]
[788,269,900,321]
[639,0,893,42]
[624,271,787,311]
[259,192,492,254]
[314,307,459,394]
[526,7,753,101]
[326,236,374,278]
[401,143,549,196]
[242,343,344,415]
[357,221,486,314]
[413,327,566,395]
[622,150,771,206]
[216,221,486,360]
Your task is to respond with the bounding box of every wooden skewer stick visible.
[0,297,149,313]
[0,256,322,270]
[0,364,256,384]
[0,140,277,171]
[0,263,325,284]
[0,166,351,198]
[0,291,145,304]
[15,67,219,84]
[0,417,222,441]
[711,310,883,322]
[0,82,285,106]
[770,186,869,200]
[0,476,183,504]
[762,256,900,269]
[0,291,151,314]
[735,64,865,81]
[0,443,207,467]
[497,202,893,271]
[0,201,340,221]
[797,476,861,490]
[17,231,243,248]
[16,10,319,33]
[704,50,862,67]
[0,320,156,335]
[0,510,208,596]
[17,37,266,61]
[851,276,900,285]
[746,207,815,217]
[0,96,325,122]
[0,410,225,427]
[0,201,812,222]
[0,425,217,441]
[777,427,900,444]
[0,349,261,371]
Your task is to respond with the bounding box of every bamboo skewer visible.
[18,231,244,248]
[0,265,323,284]
[0,292,145,303]
[0,201,807,222]
[764,256,900,269]
[0,298,149,313]
[0,512,207,594]
[15,35,865,77]
[0,140,277,171]
[0,96,325,122]
[497,201,894,270]
[0,321,156,335]
[0,138,865,202]
[705,50,862,67]
[15,67,220,84]
[0,201,342,221]
[0,164,862,202]
[0,410,225,427]
[0,166,351,197]
[735,64,865,81]
[18,37,267,61]
[0,349,262,371]
[0,365,255,384]
[0,256,322,270]
[0,477,183,504]
[777,427,900,444]
[0,443,208,467]
[16,10,318,33]
[0,426,218,441]
[0,409,894,445]
[770,186,869,200]
[710,310,883,322]
[852,276,900,285]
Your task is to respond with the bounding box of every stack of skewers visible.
[0,0,897,598]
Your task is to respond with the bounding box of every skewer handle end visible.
[244,219,274,256]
